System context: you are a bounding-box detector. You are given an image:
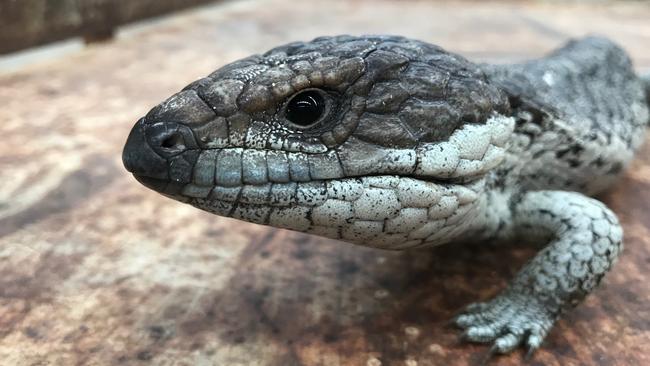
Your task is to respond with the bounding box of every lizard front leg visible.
[455,190,623,354]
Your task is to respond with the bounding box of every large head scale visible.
[122,35,514,249]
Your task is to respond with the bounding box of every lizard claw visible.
[479,345,499,366]
[453,291,554,356]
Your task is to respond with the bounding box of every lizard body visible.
[122,35,650,354]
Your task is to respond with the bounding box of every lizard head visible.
[123,35,514,249]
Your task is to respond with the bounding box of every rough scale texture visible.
[3,1,650,365]
[122,34,650,356]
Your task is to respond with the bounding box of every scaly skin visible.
[122,35,650,355]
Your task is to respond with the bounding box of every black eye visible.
[285,90,325,127]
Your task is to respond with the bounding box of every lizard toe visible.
[453,292,556,354]
[491,327,527,354]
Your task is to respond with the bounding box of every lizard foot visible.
[454,291,556,355]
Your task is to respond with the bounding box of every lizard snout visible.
[122,118,199,192]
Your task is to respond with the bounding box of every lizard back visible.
[485,37,649,195]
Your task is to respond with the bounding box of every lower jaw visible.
[130,175,478,250]
[133,175,461,208]
[183,176,466,251]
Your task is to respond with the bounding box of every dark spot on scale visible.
[567,159,582,168]
[556,148,570,159]
[590,157,606,167]
[570,144,584,154]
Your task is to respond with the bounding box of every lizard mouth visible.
[130,171,481,250]
[132,170,472,207]
[133,175,170,191]
[132,175,191,201]
[183,174,480,251]
[133,174,185,195]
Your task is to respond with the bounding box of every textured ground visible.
[1,0,649,365]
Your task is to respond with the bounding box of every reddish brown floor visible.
[1,1,649,365]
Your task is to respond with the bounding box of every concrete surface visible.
[1,0,649,365]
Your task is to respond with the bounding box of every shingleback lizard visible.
[122,35,650,355]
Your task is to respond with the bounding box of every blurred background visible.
[1,1,649,365]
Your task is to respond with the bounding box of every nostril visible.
[161,133,184,149]
[144,122,197,157]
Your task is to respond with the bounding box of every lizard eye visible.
[284,89,326,127]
